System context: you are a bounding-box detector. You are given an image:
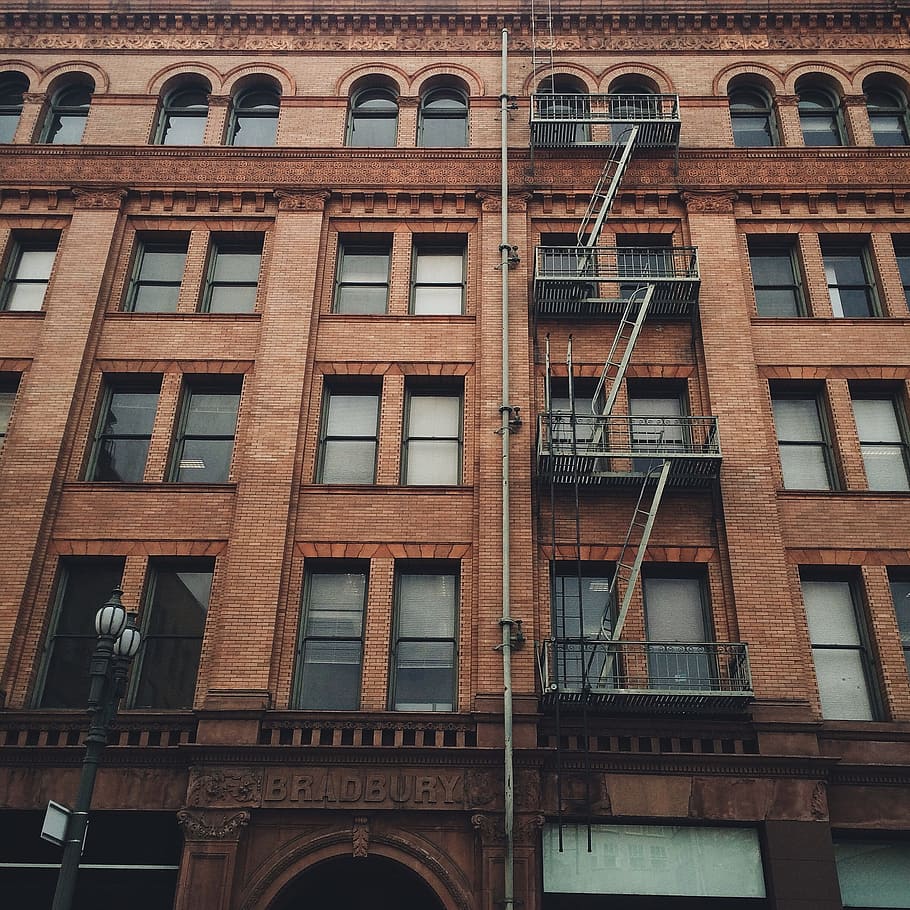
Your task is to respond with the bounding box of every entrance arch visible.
[269,854,446,910]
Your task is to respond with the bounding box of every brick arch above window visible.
[410,65,482,97]
[38,60,108,94]
[223,63,295,97]
[523,64,597,95]
[147,62,223,97]
[336,64,407,98]
[784,63,850,95]
[0,61,40,91]
[715,63,784,96]
[850,61,910,94]
[602,64,674,95]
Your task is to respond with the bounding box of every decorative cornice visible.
[177,808,250,842]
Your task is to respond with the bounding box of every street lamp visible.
[51,587,142,910]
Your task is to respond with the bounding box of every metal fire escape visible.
[530,89,751,713]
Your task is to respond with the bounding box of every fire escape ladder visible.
[576,124,640,248]
[591,284,654,423]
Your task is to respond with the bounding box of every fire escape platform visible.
[530,93,681,150]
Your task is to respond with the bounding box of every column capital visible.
[681,190,737,214]
[177,808,250,842]
[72,186,128,210]
[207,94,232,108]
[275,189,330,212]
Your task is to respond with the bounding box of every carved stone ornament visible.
[207,94,232,107]
[681,191,737,214]
[177,808,250,842]
[275,189,330,212]
[841,94,868,106]
[476,191,500,212]
[23,92,45,104]
[508,193,532,213]
[398,96,419,109]
[187,767,263,807]
[352,816,369,858]
[464,769,497,807]
[515,770,542,811]
[72,187,127,209]
[811,781,829,820]
[516,813,546,846]
[471,813,507,845]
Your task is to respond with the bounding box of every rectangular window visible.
[628,383,688,471]
[771,388,836,490]
[293,565,367,710]
[0,234,57,312]
[801,573,876,720]
[888,571,910,677]
[316,384,380,484]
[391,568,458,711]
[894,236,910,309]
[851,392,910,491]
[642,572,714,690]
[38,559,125,708]
[402,386,462,485]
[170,377,241,483]
[0,375,19,451]
[333,237,391,314]
[87,377,161,482]
[617,234,672,300]
[552,563,615,688]
[748,237,805,316]
[821,239,880,317]
[130,559,213,709]
[411,238,466,314]
[835,840,910,909]
[125,235,189,313]
[548,380,597,446]
[201,234,263,313]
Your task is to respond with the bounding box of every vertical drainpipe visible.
[499,26,516,910]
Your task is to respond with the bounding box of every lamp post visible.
[51,587,142,910]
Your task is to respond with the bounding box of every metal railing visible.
[530,93,681,148]
[538,639,753,713]
[533,245,700,317]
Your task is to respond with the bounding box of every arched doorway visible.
[269,854,446,910]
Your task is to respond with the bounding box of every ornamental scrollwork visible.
[177,808,250,841]
[187,767,263,806]
[72,187,127,209]
[275,189,330,211]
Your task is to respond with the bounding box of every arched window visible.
[156,83,209,145]
[41,81,92,144]
[729,85,778,147]
[418,86,468,148]
[609,79,660,120]
[228,85,280,147]
[347,86,398,147]
[536,75,590,144]
[0,72,27,143]
[864,83,910,146]
[797,84,845,146]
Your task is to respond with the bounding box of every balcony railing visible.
[530,93,681,149]
[534,245,700,318]
[537,414,721,486]
[538,639,753,714]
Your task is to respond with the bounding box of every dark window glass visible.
[771,391,836,490]
[294,567,367,710]
[402,389,462,485]
[801,573,876,720]
[39,559,125,708]
[894,236,910,309]
[821,240,879,317]
[334,239,390,314]
[865,85,910,146]
[317,386,380,483]
[0,375,17,450]
[391,569,457,711]
[41,83,92,144]
[156,86,208,145]
[851,394,910,491]
[202,236,262,313]
[125,237,188,313]
[348,87,398,147]
[729,86,777,147]
[0,236,57,311]
[229,87,280,147]
[419,88,468,147]
[411,240,465,314]
[131,559,212,709]
[642,574,714,690]
[888,572,910,676]
[748,239,805,316]
[88,379,160,482]
[552,565,615,689]
[797,86,844,146]
[536,75,591,144]
[628,386,687,473]
[548,379,597,446]
[0,72,28,143]
[171,379,241,483]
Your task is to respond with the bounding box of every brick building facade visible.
[1,1,909,907]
